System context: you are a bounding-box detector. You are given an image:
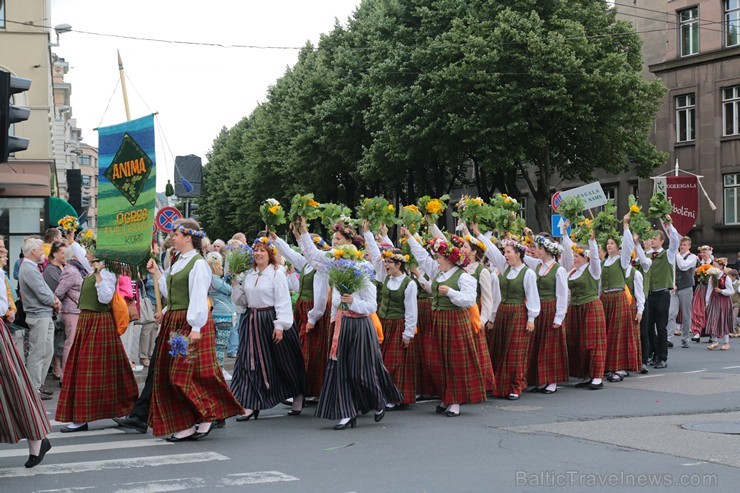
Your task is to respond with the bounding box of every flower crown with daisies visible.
[253,236,278,255]
[311,234,330,251]
[174,224,206,238]
[500,235,528,253]
[571,244,590,257]
[534,235,563,257]
[427,236,469,268]
[382,249,411,263]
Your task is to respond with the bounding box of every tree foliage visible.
[199,0,666,238]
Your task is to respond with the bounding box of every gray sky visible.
[50,0,362,191]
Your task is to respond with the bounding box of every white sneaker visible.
[222,369,232,381]
[131,365,144,373]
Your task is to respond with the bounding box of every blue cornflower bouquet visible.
[169,332,191,359]
[225,244,254,276]
[325,244,375,310]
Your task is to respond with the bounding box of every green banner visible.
[96,114,155,268]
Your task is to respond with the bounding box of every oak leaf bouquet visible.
[288,193,322,223]
[398,204,424,234]
[319,203,353,231]
[356,197,397,231]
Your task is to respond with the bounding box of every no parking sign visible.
[155,206,182,233]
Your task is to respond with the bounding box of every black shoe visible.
[692,334,701,343]
[507,393,520,400]
[607,373,623,382]
[113,416,147,433]
[165,432,198,442]
[435,405,447,414]
[39,386,54,396]
[333,417,356,430]
[374,409,386,423]
[445,410,460,417]
[193,422,215,440]
[648,358,657,366]
[588,381,604,390]
[574,381,591,388]
[682,341,689,349]
[541,387,557,395]
[287,409,302,416]
[640,364,649,374]
[214,419,226,429]
[667,341,674,348]
[25,438,51,468]
[59,423,88,433]
[236,410,260,422]
[654,361,667,369]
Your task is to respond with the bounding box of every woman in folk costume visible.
[55,239,138,433]
[363,222,418,408]
[403,226,488,417]
[230,237,307,419]
[298,218,401,429]
[409,264,436,398]
[0,237,52,468]
[621,249,646,381]
[691,245,713,342]
[560,223,607,389]
[147,219,242,441]
[706,258,734,351]
[521,233,569,394]
[271,229,330,402]
[600,217,640,382]
[473,225,540,400]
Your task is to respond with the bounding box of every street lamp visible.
[50,23,72,47]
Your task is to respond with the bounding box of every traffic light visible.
[0,71,32,163]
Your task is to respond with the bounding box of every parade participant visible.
[147,219,242,441]
[230,237,307,419]
[706,259,734,351]
[54,247,87,382]
[410,265,436,398]
[364,223,418,408]
[473,225,540,400]
[622,252,646,380]
[271,228,331,402]
[55,240,139,433]
[403,226,487,417]
[561,222,607,389]
[0,236,52,468]
[300,217,401,429]
[673,237,697,348]
[691,246,713,342]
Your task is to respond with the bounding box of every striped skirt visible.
[56,311,138,423]
[379,317,417,405]
[602,291,640,372]
[295,299,330,398]
[490,303,530,397]
[566,300,607,380]
[691,284,708,336]
[706,292,733,338]
[528,299,569,386]
[415,298,436,396]
[231,307,307,410]
[0,320,51,443]
[427,308,487,405]
[316,314,402,420]
[150,310,242,437]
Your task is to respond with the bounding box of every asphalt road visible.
[2,337,740,493]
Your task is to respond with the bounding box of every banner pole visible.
[117,51,132,122]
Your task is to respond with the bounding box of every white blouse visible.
[94,268,117,304]
[561,236,601,281]
[523,256,568,325]
[232,265,293,331]
[625,266,645,316]
[274,237,329,324]
[157,249,212,332]
[406,235,477,308]
[706,273,735,303]
[0,270,8,315]
[467,261,494,324]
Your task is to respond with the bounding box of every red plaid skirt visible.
[295,299,330,397]
[149,310,243,436]
[565,300,607,379]
[691,284,708,336]
[528,299,569,386]
[475,317,496,392]
[380,318,417,405]
[56,311,138,423]
[427,308,487,404]
[490,303,530,396]
[415,298,436,396]
[706,291,733,338]
[602,291,640,372]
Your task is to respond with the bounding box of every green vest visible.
[298,266,316,302]
[500,266,528,305]
[568,268,599,306]
[537,261,559,301]
[166,254,202,311]
[649,250,672,291]
[431,268,464,311]
[415,276,432,300]
[638,264,650,298]
[77,275,111,312]
[471,263,485,304]
[378,275,411,320]
[601,258,626,291]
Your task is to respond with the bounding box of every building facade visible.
[79,143,99,229]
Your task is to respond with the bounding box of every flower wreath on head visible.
[571,243,590,258]
[448,234,466,250]
[333,221,356,240]
[311,233,330,251]
[464,234,488,252]
[174,224,206,238]
[427,236,469,268]
[698,245,713,253]
[534,235,563,257]
[253,236,278,255]
[382,249,410,263]
[500,235,528,253]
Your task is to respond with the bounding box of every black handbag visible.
[10,298,28,331]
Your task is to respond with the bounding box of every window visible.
[79,155,92,165]
[680,7,699,56]
[518,196,527,222]
[724,173,740,224]
[630,182,639,200]
[81,194,90,208]
[1,0,5,29]
[675,94,696,142]
[603,187,617,211]
[727,1,740,47]
[723,86,740,136]
[81,175,91,187]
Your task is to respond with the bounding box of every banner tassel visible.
[697,177,717,211]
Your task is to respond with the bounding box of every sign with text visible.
[653,176,698,236]
[557,182,607,210]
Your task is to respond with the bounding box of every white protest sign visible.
[558,182,607,210]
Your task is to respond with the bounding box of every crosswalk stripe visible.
[0,438,169,458]
[45,428,127,440]
[221,471,299,486]
[0,451,229,478]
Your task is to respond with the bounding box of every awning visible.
[49,196,79,225]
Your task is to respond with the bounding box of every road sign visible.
[551,191,563,211]
[551,214,572,238]
[558,182,607,210]
[155,206,182,233]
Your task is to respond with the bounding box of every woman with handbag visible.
[55,239,139,433]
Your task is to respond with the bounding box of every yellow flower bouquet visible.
[288,193,321,223]
[418,194,450,222]
[356,196,397,231]
[57,215,79,234]
[259,198,286,230]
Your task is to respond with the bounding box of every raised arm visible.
[588,238,601,280]
[406,232,439,280]
[476,233,506,274]
[621,226,635,270]
[665,221,681,265]
[363,229,386,282]
[273,236,307,272]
